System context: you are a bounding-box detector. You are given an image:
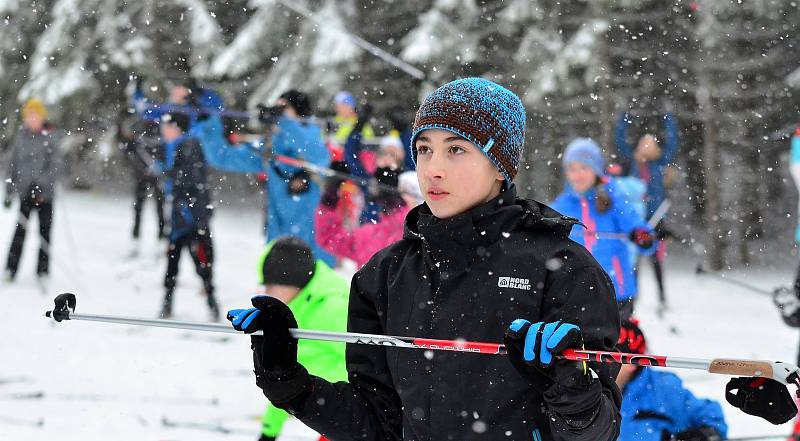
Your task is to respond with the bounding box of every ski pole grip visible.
[709,359,774,378]
[46,293,77,322]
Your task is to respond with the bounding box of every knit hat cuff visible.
[411,124,511,189]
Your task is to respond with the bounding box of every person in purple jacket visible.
[551,138,656,319]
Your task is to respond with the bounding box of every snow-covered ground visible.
[0,188,797,440]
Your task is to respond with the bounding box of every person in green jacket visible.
[252,236,350,441]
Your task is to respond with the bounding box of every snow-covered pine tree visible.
[691,0,800,268]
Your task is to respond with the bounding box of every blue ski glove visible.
[504,319,592,393]
[227,295,311,406]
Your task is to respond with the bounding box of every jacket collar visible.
[403,185,579,268]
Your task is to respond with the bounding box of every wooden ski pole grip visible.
[708,359,774,378]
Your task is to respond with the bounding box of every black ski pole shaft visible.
[695,264,773,295]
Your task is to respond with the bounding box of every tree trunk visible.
[695,75,724,270]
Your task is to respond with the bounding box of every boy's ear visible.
[496,170,505,182]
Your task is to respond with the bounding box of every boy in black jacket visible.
[228,78,622,440]
[158,112,218,321]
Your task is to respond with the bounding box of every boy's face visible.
[260,284,301,305]
[565,162,597,193]
[415,129,504,219]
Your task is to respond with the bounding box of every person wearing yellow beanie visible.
[22,98,47,122]
[4,97,62,288]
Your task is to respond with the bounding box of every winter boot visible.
[206,287,220,322]
[126,239,141,259]
[36,273,49,294]
[160,289,174,319]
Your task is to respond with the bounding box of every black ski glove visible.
[352,103,373,135]
[725,376,797,425]
[504,319,592,393]
[227,295,311,406]
[773,286,800,328]
[661,426,722,441]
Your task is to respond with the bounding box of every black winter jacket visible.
[166,137,212,236]
[292,186,622,441]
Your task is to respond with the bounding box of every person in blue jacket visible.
[791,127,800,245]
[617,319,727,441]
[193,90,335,266]
[130,78,225,126]
[155,112,219,321]
[616,111,679,311]
[551,138,656,319]
[615,112,678,219]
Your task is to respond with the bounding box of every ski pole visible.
[726,435,796,441]
[45,294,800,385]
[0,415,44,428]
[578,199,672,241]
[273,0,427,82]
[272,154,408,196]
[647,199,671,229]
[695,264,774,295]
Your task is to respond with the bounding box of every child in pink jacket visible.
[317,171,422,268]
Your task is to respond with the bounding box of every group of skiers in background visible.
[3,76,799,440]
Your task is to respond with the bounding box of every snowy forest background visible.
[1,0,799,270]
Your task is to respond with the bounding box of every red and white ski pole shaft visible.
[45,294,800,385]
[581,200,673,241]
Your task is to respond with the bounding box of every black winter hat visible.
[161,111,191,133]
[259,236,316,288]
[280,90,313,118]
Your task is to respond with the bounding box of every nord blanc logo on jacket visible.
[498,277,531,291]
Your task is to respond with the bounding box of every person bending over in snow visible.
[551,138,657,320]
[231,236,350,441]
[616,319,727,441]
[227,78,622,440]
